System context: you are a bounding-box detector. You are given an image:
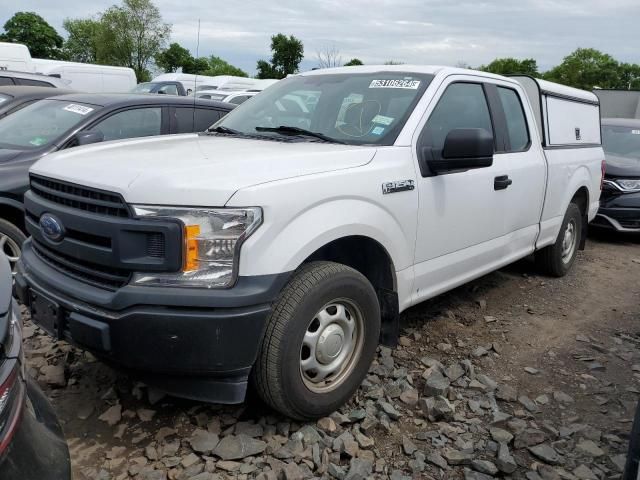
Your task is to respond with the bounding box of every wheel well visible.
[303,236,399,347]
[0,203,25,233]
[570,187,589,250]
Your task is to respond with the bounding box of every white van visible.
[31,59,136,93]
[0,42,34,72]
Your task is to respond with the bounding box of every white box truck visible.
[16,66,604,419]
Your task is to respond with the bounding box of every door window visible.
[92,107,162,141]
[0,77,15,86]
[497,87,530,151]
[421,83,494,156]
[15,78,54,87]
[157,84,178,95]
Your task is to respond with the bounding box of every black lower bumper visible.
[593,191,640,232]
[15,240,289,403]
[1,377,71,480]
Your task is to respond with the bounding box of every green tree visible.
[96,0,170,81]
[182,57,209,74]
[543,48,621,89]
[256,33,303,79]
[479,57,538,76]
[155,42,191,72]
[619,63,640,90]
[203,56,247,77]
[63,18,101,63]
[344,58,363,66]
[0,12,64,59]
[256,59,277,79]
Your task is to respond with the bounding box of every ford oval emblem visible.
[39,213,65,242]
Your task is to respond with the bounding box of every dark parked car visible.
[0,93,234,273]
[0,252,71,479]
[131,81,188,96]
[0,70,68,89]
[592,118,640,232]
[0,85,76,119]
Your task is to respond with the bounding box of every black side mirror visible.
[427,128,494,175]
[75,130,104,146]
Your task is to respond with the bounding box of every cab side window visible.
[421,83,493,156]
[497,87,530,151]
[92,107,162,141]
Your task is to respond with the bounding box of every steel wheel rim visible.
[561,219,577,264]
[300,298,365,393]
[0,233,20,276]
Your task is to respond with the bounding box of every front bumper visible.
[15,240,290,403]
[592,190,640,232]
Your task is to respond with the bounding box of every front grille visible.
[33,240,130,290]
[146,233,166,258]
[30,175,130,218]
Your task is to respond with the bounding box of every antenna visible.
[192,19,201,129]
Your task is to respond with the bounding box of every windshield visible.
[132,83,155,93]
[0,99,100,150]
[603,124,640,161]
[217,72,433,145]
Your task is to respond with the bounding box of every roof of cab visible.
[40,92,235,110]
[300,65,598,103]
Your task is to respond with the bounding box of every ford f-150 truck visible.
[14,66,604,420]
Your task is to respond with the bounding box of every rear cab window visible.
[497,87,530,151]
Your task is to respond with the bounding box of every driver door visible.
[411,77,510,302]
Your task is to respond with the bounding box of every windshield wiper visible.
[255,125,345,144]
[208,125,242,135]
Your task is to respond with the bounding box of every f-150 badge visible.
[382,180,415,194]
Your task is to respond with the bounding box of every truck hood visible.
[30,134,377,206]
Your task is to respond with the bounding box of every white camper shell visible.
[513,76,601,147]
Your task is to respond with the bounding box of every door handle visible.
[494,175,513,190]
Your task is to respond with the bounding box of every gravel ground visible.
[22,230,640,480]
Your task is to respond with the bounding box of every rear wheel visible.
[253,261,380,420]
[535,203,582,277]
[0,218,26,276]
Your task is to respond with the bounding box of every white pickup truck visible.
[15,66,604,420]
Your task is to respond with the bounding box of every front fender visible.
[242,197,412,276]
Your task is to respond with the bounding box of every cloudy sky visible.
[2,0,638,76]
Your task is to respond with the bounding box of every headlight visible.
[130,206,262,288]
[613,179,640,192]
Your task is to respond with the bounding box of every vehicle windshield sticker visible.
[29,137,47,146]
[371,126,385,136]
[632,130,640,135]
[369,79,421,89]
[63,104,94,115]
[372,114,394,126]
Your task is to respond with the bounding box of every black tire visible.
[535,203,582,277]
[253,261,380,420]
[0,218,26,274]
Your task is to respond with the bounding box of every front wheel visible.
[535,203,582,277]
[252,261,381,420]
[0,218,26,276]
